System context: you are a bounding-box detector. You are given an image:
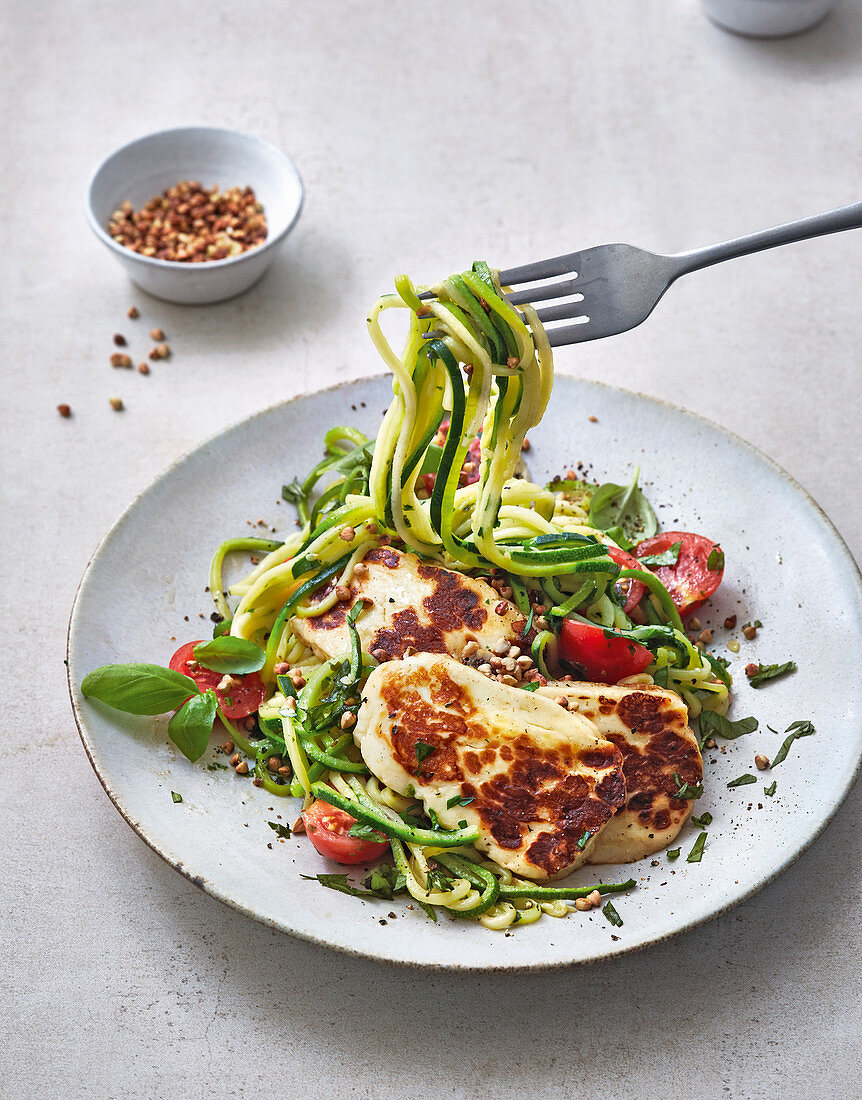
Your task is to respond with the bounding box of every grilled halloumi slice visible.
[291,546,523,663]
[354,654,626,881]
[537,681,703,863]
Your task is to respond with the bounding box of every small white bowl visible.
[86,127,304,305]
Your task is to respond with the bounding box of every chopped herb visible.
[519,681,540,692]
[691,811,713,828]
[348,823,388,844]
[749,660,797,688]
[301,873,376,899]
[363,864,407,899]
[764,781,777,796]
[743,619,763,631]
[686,832,707,862]
[727,773,757,788]
[638,541,681,567]
[268,820,291,839]
[673,772,704,800]
[446,794,474,809]
[576,830,590,850]
[520,609,535,637]
[707,546,725,571]
[666,848,681,861]
[458,819,468,829]
[602,901,623,927]
[415,740,434,765]
[281,477,304,504]
[771,719,815,766]
[699,711,758,743]
[206,762,228,771]
[170,791,183,803]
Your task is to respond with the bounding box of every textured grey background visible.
[2,2,860,1097]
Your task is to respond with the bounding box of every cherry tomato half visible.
[302,799,390,865]
[633,531,724,618]
[169,640,266,719]
[559,619,653,684]
[607,546,646,614]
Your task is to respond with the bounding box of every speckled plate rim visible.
[66,374,862,971]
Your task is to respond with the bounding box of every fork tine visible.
[547,319,593,346]
[505,277,580,305]
[498,252,582,285]
[534,301,588,324]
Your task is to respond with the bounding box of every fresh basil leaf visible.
[519,681,540,692]
[602,901,623,927]
[673,772,704,800]
[348,823,389,844]
[638,541,681,568]
[604,525,634,552]
[446,795,474,809]
[415,741,434,765]
[213,618,233,638]
[171,791,183,803]
[764,781,777,796]
[667,848,681,861]
[691,811,713,828]
[706,546,725,571]
[192,636,265,674]
[699,711,759,741]
[168,690,217,762]
[749,661,797,688]
[727,773,757,788]
[81,663,199,715]
[686,832,707,862]
[576,830,590,851]
[771,719,815,766]
[588,467,658,543]
[268,821,291,839]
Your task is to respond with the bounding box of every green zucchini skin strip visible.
[617,567,685,632]
[303,741,368,774]
[264,552,353,667]
[310,783,479,848]
[497,877,637,901]
[433,852,500,915]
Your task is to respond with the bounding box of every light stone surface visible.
[2,2,860,1098]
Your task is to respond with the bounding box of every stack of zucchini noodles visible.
[207,263,730,929]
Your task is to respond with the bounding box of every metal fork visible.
[421,200,862,346]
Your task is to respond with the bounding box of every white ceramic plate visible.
[67,376,862,970]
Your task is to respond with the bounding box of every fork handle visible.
[670,200,862,277]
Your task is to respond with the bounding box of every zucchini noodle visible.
[203,260,732,931]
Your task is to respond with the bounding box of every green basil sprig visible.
[192,636,265,674]
[81,664,199,715]
[638,541,681,567]
[589,467,658,543]
[168,691,218,762]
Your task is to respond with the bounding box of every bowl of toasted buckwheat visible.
[86,127,304,304]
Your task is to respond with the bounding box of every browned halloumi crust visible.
[291,546,524,663]
[538,682,703,863]
[356,655,627,880]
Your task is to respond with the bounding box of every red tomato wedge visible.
[633,531,724,618]
[169,641,266,719]
[607,546,646,614]
[302,799,390,865]
[559,619,653,684]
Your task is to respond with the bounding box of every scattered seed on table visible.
[138,362,149,374]
[150,327,165,340]
[113,333,126,346]
[109,397,124,411]
[127,305,139,319]
[57,404,72,418]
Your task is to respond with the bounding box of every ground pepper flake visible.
[108,181,268,262]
